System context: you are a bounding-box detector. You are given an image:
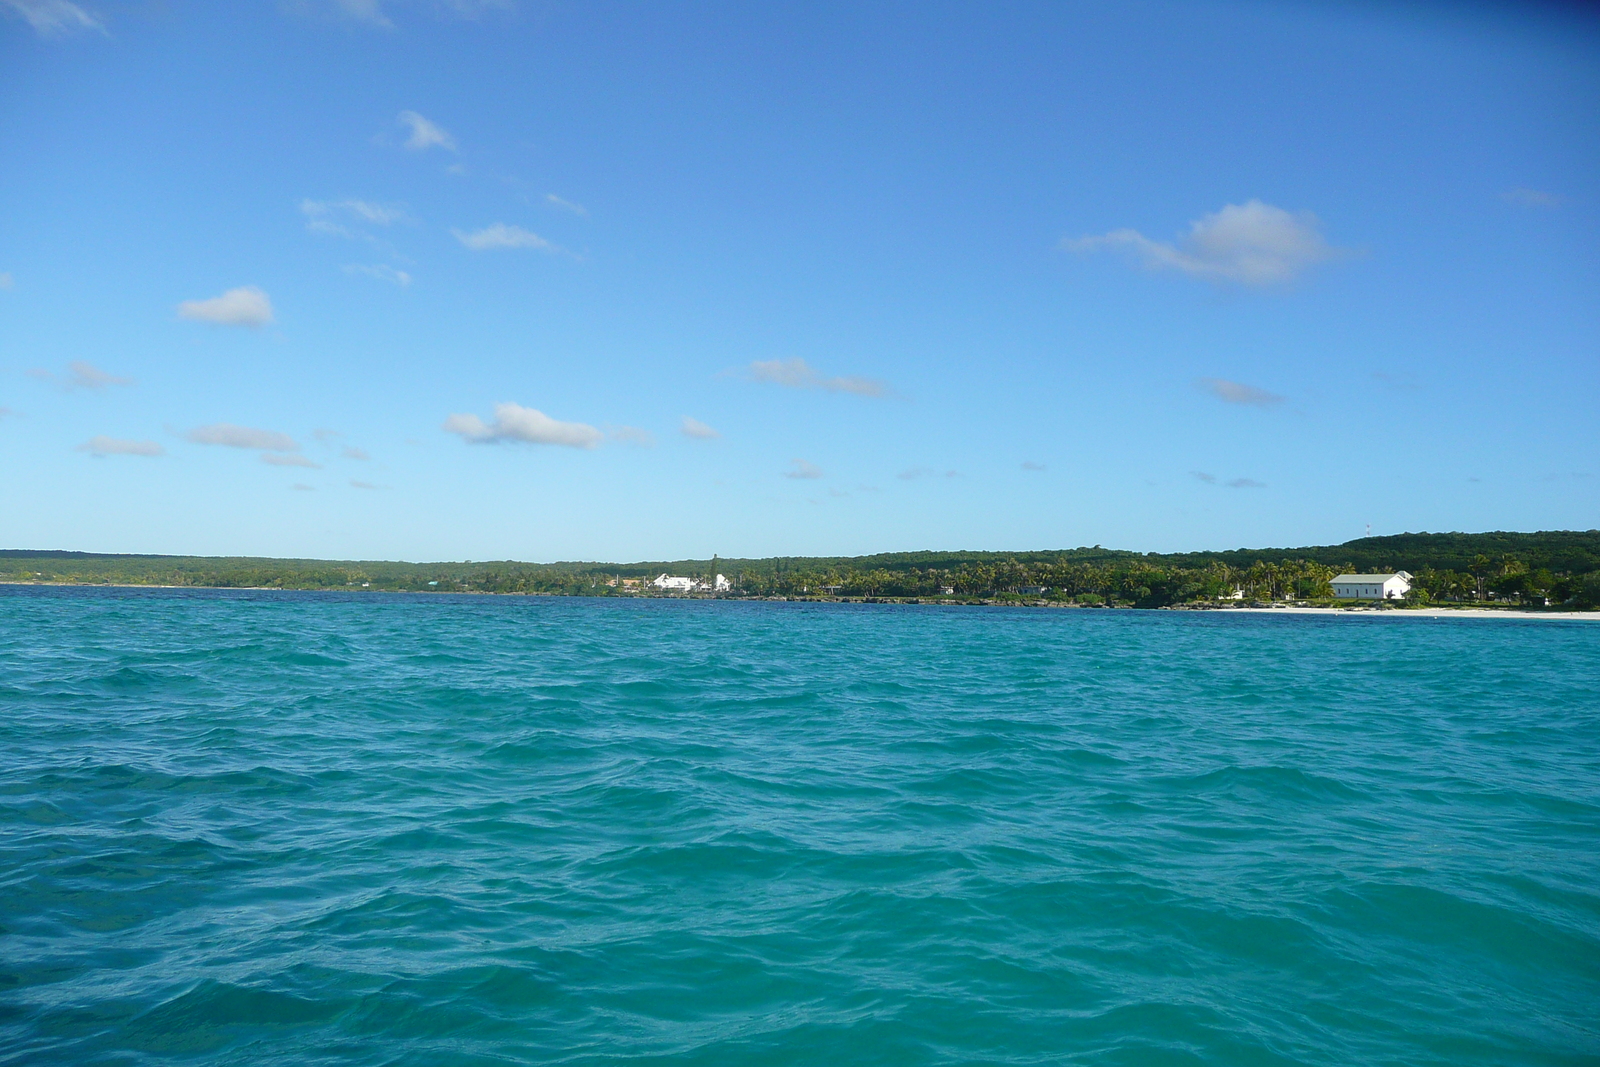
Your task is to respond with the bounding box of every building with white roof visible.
[1331,572,1412,600]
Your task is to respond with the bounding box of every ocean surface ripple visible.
[2,586,1597,1065]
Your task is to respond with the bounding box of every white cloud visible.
[681,416,719,439]
[187,423,299,451]
[1502,187,1563,208]
[262,453,320,468]
[177,286,274,327]
[336,0,391,26]
[68,361,131,389]
[746,357,889,398]
[1190,471,1218,484]
[292,483,315,491]
[452,223,559,252]
[784,458,823,480]
[1066,200,1338,286]
[897,466,933,480]
[2,0,104,36]
[545,194,588,216]
[1197,378,1285,406]
[343,263,412,286]
[611,426,655,446]
[1227,477,1266,489]
[28,361,132,390]
[443,402,603,449]
[341,446,370,460]
[399,110,455,151]
[78,436,163,457]
[0,272,12,289]
[350,479,382,489]
[1021,460,1046,471]
[301,199,408,238]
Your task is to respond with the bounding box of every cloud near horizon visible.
[784,458,823,479]
[301,198,408,230]
[1191,470,1266,488]
[187,423,299,451]
[681,416,719,439]
[1066,200,1338,286]
[546,194,588,216]
[1197,378,1285,406]
[78,436,163,457]
[452,223,559,252]
[177,286,275,327]
[30,361,133,390]
[746,358,889,398]
[261,453,320,468]
[1502,187,1562,208]
[3,0,104,36]
[398,110,455,151]
[611,426,655,446]
[443,402,603,448]
[344,263,411,286]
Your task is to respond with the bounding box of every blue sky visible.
[1,0,1596,562]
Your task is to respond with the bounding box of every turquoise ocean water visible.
[2,586,1598,1066]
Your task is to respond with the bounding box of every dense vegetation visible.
[4,530,1598,609]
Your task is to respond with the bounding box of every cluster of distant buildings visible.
[609,570,1416,601]
[638,573,731,594]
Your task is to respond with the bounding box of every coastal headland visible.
[4,530,1597,613]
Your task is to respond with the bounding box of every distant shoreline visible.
[3,580,1595,618]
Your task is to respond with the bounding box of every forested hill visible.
[1151,530,1600,576]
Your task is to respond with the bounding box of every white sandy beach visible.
[1221,606,1598,621]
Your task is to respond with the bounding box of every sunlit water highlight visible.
[2,586,1597,1065]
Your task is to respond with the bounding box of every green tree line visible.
[4,530,1597,609]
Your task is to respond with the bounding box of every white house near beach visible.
[650,573,732,593]
[1331,572,1412,600]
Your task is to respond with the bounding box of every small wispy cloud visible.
[1502,187,1563,208]
[681,416,719,439]
[1065,200,1340,286]
[398,110,454,151]
[350,479,388,490]
[343,263,411,286]
[1197,378,1285,407]
[187,423,298,451]
[335,0,392,27]
[78,436,163,457]
[301,198,408,230]
[452,223,562,253]
[897,466,933,480]
[341,446,370,460]
[0,272,13,289]
[1191,470,1265,488]
[177,286,274,328]
[745,358,890,398]
[784,458,823,480]
[443,402,602,448]
[2,0,105,36]
[611,426,655,446]
[261,453,320,468]
[1021,460,1047,471]
[292,483,315,491]
[30,361,133,390]
[545,194,588,216]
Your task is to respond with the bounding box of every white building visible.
[651,573,732,593]
[1331,572,1412,600]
